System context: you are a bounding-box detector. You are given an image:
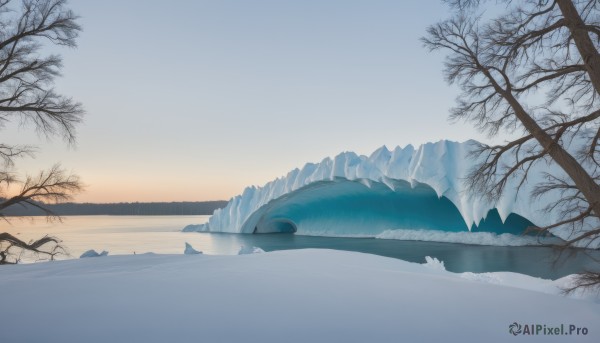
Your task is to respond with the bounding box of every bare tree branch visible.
[0,0,84,264]
[426,0,600,291]
[0,232,65,264]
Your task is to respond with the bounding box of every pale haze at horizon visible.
[4,1,510,203]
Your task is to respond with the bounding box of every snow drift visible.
[1,250,598,343]
[185,140,598,246]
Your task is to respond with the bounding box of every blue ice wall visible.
[472,209,535,235]
[240,178,534,236]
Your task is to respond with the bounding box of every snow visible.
[238,245,265,254]
[79,249,109,258]
[424,256,446,271]
[183,242,202,255]
[374,229,563,246]
[184,139,599,247]
[0,249,597,342]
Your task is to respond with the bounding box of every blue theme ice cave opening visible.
[184,141,584,245]
[240,178,534,236]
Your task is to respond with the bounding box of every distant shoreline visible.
[1,201,227,216]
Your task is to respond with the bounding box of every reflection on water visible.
[1,215,209,258]
[203,232,600,279]
[1,215,598,279]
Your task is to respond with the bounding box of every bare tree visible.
[0,0,83,264]
[423,0,600,290]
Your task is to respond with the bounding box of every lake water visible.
[2,215,599,279]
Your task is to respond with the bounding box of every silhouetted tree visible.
[0,0,83,263]
[423,0,600,291]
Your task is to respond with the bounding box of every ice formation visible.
[80,250,109,258]
[238,246,266,255]
[184,139,598,246]
[184,242,202,255]
[423,256,446,271]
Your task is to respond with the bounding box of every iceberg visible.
[80,249,109,258]
[184,242,202,255]
[184,139,598,246]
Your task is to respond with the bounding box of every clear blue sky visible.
[5,0,503,202]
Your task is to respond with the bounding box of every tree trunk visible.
[479,58,600,220]
[502,90,600,219]
[557,0,600,96]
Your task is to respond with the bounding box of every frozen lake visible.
[2,215,598,279]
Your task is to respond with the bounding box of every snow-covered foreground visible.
[1,249,598,342]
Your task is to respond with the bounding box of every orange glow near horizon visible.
[63,163,289,203]
[72,183,239,203]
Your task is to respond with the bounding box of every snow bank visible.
[375,229,563,246]
[0,250,597,343]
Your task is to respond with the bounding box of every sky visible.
[4,0,506,203]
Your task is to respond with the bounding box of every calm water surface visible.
[2,215,598,279]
